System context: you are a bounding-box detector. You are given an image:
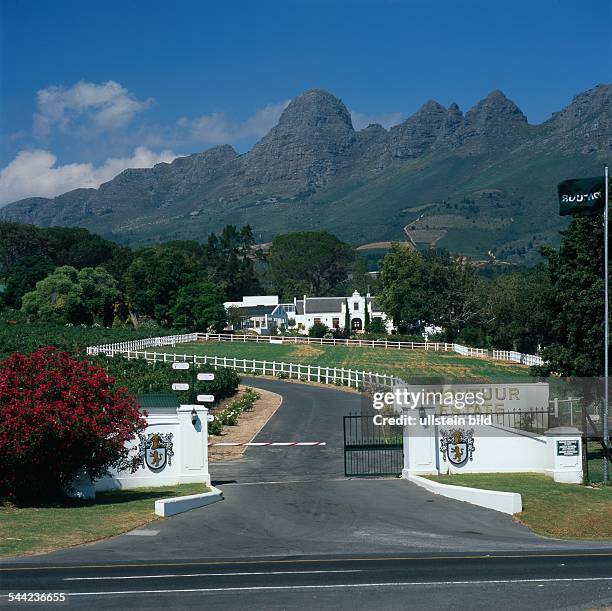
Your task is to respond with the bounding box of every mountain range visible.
[2,84,611,262]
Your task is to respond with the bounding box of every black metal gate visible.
[343,414,404,476]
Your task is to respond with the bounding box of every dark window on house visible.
[353,302,359,311]
[332,318,339,328]
[314,318,321,324]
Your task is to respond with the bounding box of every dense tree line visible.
[1,219,607,376]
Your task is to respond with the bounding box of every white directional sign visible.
[172,362,190,370]
[172,383,190,391]
[197,372,215,381]
[197,394,215,403]
[207,414,215,422]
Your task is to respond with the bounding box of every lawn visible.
[147,340,531,382]
[426,473,612,539]
[0,483,207,557]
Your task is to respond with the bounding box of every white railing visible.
[452,343,488,358]
[85,332,544,367]
[196,332,454,351]
[86,333,198,356]
[492,350,544,366]
[101,348,401,390]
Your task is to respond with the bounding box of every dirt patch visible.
[290,344,326,359]
[208,385,283,462]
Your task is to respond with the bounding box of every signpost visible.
[170,361,216,406]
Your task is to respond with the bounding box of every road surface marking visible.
[3,551,612,572]
[22,576,612,598]
[64,569,362,581]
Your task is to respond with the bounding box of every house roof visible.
[237,305,277,317]
[304,297,345,314]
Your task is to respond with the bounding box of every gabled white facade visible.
[226,291,394,335]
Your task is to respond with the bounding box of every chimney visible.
[303,295,307,314]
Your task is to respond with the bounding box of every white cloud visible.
[0,147,178,206]
[33,80,152,138]
[175,99,290,146]
[350,110,404,130]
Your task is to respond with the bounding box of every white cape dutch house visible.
[224,291,393,335]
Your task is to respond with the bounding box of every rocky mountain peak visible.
[234,89,356,194]
[276,88,354,130]
[387,99,447,159]
[542,84,612,154]
[449,90,528,152]
[465,90,527,124]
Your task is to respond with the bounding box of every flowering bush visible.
[208,388,260,435]
[0,347,146,502]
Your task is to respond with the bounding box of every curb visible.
[406,474,522,515]
[154,485,223,517]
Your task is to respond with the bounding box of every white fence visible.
[85,332,544,367]
[86,333,198,356]
[452,343,488,358]
[102,348,401,390]
[492,350,544,366]
[197,332,455,351]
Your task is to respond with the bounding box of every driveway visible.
[7,377,612,567]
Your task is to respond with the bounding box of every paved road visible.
[2,552,612,609]
[2,378,611,609]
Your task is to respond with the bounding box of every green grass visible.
[425,473,612,539]
[148,340,531,382]
[0,483,208,557]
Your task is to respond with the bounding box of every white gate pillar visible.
[544,426,583,484]
[177,405,211,486]
[402,406,439,477]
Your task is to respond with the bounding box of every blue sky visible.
[0,0,609,204]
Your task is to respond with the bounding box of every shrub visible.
[195,365,240,404]
[308,322,328,338]
[0,347,146,501]
[276,371,289,379]
[208,417,223,436]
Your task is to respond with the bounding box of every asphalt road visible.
[2,378,611,609]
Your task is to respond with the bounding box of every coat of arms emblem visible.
[439,428,475,467]
[138,432,174,471]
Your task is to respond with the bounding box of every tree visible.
[351,255,375,294]
[0,347,145,501]
[2,255,55,309]
[78,267,121,326]
[206,225,261,300]
[364,300,370,328]
[344,298,351,337]
[377,245,429,333]
[21,266,119,326]
[226,305,243,331]
[169,282,227,331]
[0,222,47,276]
[378,246,490,340]
[123,246,200,324]
[268,232,355,297]
[430,255,492,342]
[21,266,89,325]
[484,265,550,353]
[537,215,608,376]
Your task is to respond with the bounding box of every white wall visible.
[95,405,210,491]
